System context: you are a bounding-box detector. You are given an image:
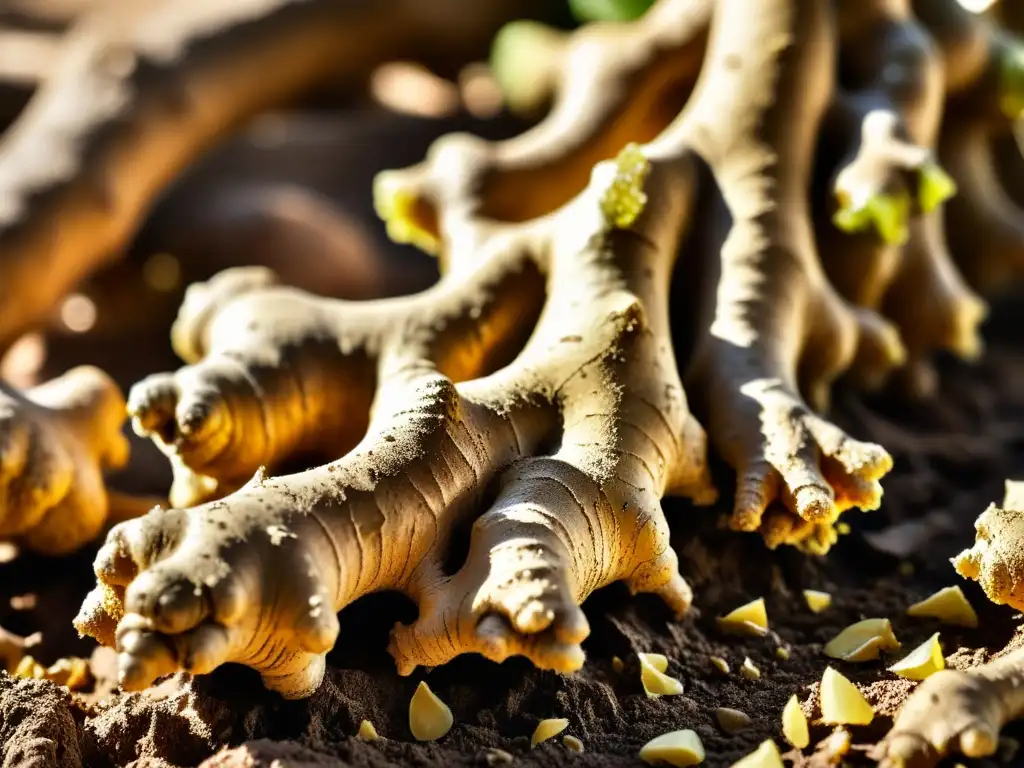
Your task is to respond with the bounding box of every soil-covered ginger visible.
[0,0,1018,707]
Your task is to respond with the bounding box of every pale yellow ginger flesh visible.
[531,718,569,747]
[739,657,761,680]
[563,735,584,753]
[888,632,945,681]
[823,618,901,662]
[639,652,685,697]
[13,655,91,690]
[715,707,751,734]
[906,585,979,627]
[710,656,730,675]
[730,740,784,768]
[876,647,1024,768]
[782,694,810,749]
[955,482,1024,611]
[717,598,769,637]
[612,656,625,673]
[0,367,133,555]
[409,682,453,741]
[67,0,1024,698]
[357,720,379,741]
[774,647,790,661]
[803,590,832,613]
[639,730,705,767]
[820,667,875,726]
[0,626,40,673]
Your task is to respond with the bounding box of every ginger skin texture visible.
[954,480,1024,611]
[0,367,133,555]
[73,0,955,700]
[0,0,989,701]
[875,646,1024,768]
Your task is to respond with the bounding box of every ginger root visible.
[0,366,134,555]
[57,0,1024,699]
[875,647,1024,768]
[954,480,1024,611]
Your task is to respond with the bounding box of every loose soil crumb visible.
[1,297,1021,767]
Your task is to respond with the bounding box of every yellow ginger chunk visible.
[612,656,625,673]
[358,720,379,741]
[888,632,945,680]
[775,647,790,661]
[715,707,752,733]
[639,653,684,698]
[710,656,730,675]
[531,718,569,747]
[782,694,810,749]
[803,590,832,613]
[823,618,900,662]
[730,740,784,768]
[563,735,584,753]
[409,681,453,741]
[639,730,706,767]
[740,657,761,680]
[818,728,852,762]
[906,586,978,628]
[13,656,45,679]
[717,598,769,637]
[820,667,874,726]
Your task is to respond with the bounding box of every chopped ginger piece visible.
[13,655,45,679]
[717,598,769,637]
[820,667,874,725]
[888,632,945,680]
[823,618,900,662]
[816,728,852,763]
[639,652,684,698]
[782,694,810,749]
[531,718,569,747]
[358,719,379,741]
[715,707,752,734]
[563,735,584,753]
[409,682,453,741]
[906,586,978,628]
[803,590,832,613]
[710,656,730,675]
[612,656,624,673]
[740,657,761,680]
[775,647,790,661]
[639,730,705,767]
[730,740,784,768]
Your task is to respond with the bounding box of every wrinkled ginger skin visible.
[71,0,1023,699]
[876,646,1024,768]
[0,0,537,353]
[684,0,898,551]
[0,366,129,554]
[954,480,1024,610]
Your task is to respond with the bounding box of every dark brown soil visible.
[2,111,1023,767]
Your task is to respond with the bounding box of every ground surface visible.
[1,113,1023,768]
